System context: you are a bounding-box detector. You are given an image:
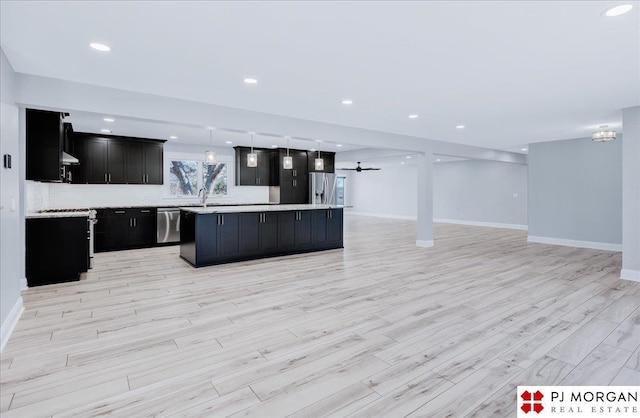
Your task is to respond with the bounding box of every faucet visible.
[198,187,208,208]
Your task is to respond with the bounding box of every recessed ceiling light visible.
[436,158,441,162]
[169,136,178,139]
[456,125,465,129]
[103,117,114,122]
[225,141,233,144]
[406,156,411,159]
[401,161,405,165]
[310,148,316,152]
[341,99,353,105]
[271,145,278,148]
[100,129,111,133]
[243,78,258,84]
[89,42,111,52]
[408,114,419,119]
[336,144,343,148]
[603,4,633,16]
[521,148,528,152]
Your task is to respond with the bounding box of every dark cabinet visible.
[307,151,335,173]
[26,109,64,182]
[72,133,164,184]
[125,141,163,184]
[235,147,272,186]
[84,137,126,184]
[277,210,312,250]
[240,212,279,256]
[182,208,343,267]
[218,213,241,258]
[26,217,89,286]
[279,150,309,204]
[102,208,157,251]
[313,208,343,247]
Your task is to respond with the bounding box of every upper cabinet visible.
[72,133,164,185]
[234,147,272,186]
[278,149,308,204]
[307,151,335,173]
[26,109,64,182]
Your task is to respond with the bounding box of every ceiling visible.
[1,1,638,151]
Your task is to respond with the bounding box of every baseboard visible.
[20,277,28,290]
[347,211,416,221]
[416,240,434,248]
[1,296,24,352]
[620,269,640,282]
[527,235,622,252]
[434,218,528,231]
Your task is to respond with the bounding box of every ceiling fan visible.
[338,162,381,172]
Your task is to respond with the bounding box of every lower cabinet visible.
[313,208,343,247]
[181,208,343,267]
[26,217,89,286]
[97,208,157,252]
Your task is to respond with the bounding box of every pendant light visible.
[247,132,258,167]
[283,136,293,169]
[314,150,324,171]
[204,128,217,165]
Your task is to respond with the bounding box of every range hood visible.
[62,151,80,165]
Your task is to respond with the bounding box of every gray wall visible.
[433,159,527,227]
[622,106,640,279]
[528,136,622,245]
[0,48,22,345]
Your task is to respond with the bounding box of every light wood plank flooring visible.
[2,215,639,417]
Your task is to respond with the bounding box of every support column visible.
[621,106,640,282]
[416,151,434,248]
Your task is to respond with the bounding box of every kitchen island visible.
[179,204,343,267]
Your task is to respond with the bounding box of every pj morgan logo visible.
[517,386,639,417]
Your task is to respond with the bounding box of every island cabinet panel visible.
[181,208,343,267]
[218,213,241,258]
[260,212,279,253]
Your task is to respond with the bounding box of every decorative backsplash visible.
[26,182,270,211]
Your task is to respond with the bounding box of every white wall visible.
[346,163,418,220]
[0,49,23,351]
[528,136,622,251]
[433,160,527,229]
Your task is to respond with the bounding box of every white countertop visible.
[26,211,92,219]
[181,204,342,214]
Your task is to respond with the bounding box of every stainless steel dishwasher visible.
[157,208,181,243]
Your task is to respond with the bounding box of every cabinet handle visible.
[140,210,150,213]
[108,173,111,183]
[104,173,107,183]
[115,210,125,214]
[221,215,224,225]
[134,218,137,227]
[129,218,132,227]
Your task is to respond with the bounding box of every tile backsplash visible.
[26,182,271,211]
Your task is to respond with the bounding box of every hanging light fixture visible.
[283,137,293,169]
[592,125,617,142]
[204,128,217,164]
[247,132,258,167]
[314,150,324,171]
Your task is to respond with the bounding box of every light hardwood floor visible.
[1,215,639,417]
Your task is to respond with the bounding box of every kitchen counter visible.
[38,202,278,211]
[26,211,91,219]
[181,204,340,214]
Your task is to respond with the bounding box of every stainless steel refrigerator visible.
[309,172,337,205]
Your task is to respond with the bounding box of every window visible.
[168,160,228,197]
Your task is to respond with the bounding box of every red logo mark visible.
[521,390,544,414]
